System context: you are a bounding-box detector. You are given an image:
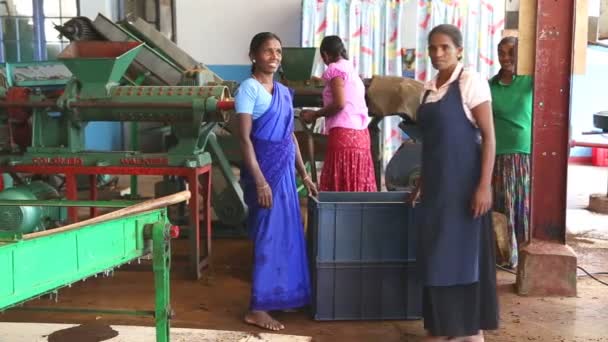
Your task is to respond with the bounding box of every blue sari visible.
[240,82,311,311]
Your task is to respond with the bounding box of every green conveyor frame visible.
[0,191,190,342]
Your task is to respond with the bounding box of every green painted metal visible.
[204,132,247,225]
[57,41,144,97]
[118,15,223,84]
[0,40,248,229]
[12,41,231,167]
[0,231,23,242]
[92,13,186,86]
[0,209,172,341]
[153,221,171,342]
[0,199,139,207]
[14,306,155,317]
[281,48,318,82]
[0,181,65,234]
[3,151,213,168]
[0,61,72,87]
[0,210,160,309]
[1,174,13,189]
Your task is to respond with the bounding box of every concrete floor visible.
[1,165,607,342]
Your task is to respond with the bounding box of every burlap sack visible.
[366,76,424,120]
[492,211,511,266]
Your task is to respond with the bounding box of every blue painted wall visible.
[84,122,123,150]
[569,45,608,157]
[208,65,251,83]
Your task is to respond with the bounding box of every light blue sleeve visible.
[234,78,272,120]
[235,79,258,115]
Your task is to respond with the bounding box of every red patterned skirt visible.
[319,127,377,192]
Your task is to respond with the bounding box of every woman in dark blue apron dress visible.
[235,32,318,331]
[409,24,499,341]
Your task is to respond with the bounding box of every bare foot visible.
[465,332,484,342]
[448,332,484,342]
[421,336,449,342]
[244,310,285,331]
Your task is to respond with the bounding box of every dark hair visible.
[498,36,518,48]
[428,24,463,48]
[494,36,519,82]
[249,32,282,73]
[320,35,348,61]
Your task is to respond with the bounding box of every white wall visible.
[79,0,117,20]
[175,0,302,65]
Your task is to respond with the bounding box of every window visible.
[0,2,35,62]
[43,0,78,59]
[0,0,78,63]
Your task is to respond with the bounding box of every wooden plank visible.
[600,0,608,39]
[23,191,190,240]
[517,0,537,75]
[574,0,589,74]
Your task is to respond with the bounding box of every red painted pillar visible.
[516,0,578,296]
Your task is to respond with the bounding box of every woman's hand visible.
[303,176,318,197]
[407,184,422,208]
[471,184,492,218]
[300,110,318,124]
[257,182,273,208]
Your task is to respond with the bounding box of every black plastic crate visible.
[307,192,422,321]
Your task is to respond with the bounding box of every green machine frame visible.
[0,191,190,342]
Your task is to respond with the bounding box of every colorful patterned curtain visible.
[415,0,504,81]
[302,0,404,78]
[301,0,406,173]
[301,0,504,181]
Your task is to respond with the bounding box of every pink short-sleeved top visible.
[322,58,370,132]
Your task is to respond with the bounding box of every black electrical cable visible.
[577,266,608,287]
[496,264,608,287]
[496,264,516,275]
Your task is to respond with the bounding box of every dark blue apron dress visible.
[416,70,499,337]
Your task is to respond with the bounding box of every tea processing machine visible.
[0,41,233,166]
[0,40,234,279]
[1,14,247,234]
[0,190,190,342]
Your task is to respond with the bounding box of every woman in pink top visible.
[301,36,376,192]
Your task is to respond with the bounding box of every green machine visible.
[0,40,247,226]
[13,40,230,166]
[0,191,190,342]
[0,181,66,234]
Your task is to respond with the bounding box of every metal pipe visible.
[0,100,57,108]
[71,100,234,110]
[570,140,608,149]
[0,99,235,110]
[70,101,195,109]
[0,199,140,208]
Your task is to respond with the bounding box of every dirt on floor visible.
[2,166,608,342]
[2,237,608,342]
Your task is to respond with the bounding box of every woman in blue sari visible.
[235,32,317,331]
